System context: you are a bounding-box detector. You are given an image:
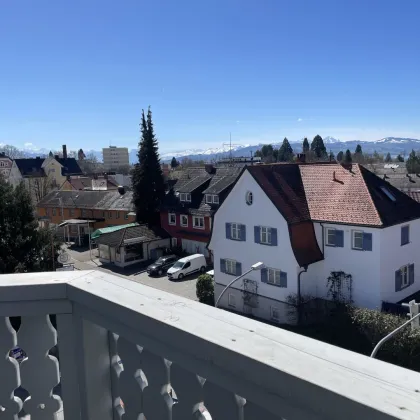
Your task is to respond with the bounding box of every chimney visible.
[205,164,215,174]
[296,153,306,163]
[62,145,67,159]
[55,154,59,160]
[118,185,125,195]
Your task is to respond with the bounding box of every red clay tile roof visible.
[245,162,420,266]
[248,163,420,228]
[406,191,420,203]
[300,164,382,226]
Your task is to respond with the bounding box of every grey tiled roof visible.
[202,167,242,194]
[162,166,242,215]
[95,224,169,247]
[177,175,212,193]
[37,190,134,211]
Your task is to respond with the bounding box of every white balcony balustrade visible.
[0,270,419,420]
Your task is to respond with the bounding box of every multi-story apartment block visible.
[103,146,129,171]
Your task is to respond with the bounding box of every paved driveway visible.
[64,245,199,300]
[131,271,199,301]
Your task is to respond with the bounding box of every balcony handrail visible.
[0,270,419,419]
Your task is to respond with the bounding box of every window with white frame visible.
[108,212,113,219]
[206,194,219,204]
[225,259,237,275]
[0,161,5,167]
[116,211,120,219]
[271,306,281,322]
[326,228,336,246]
[52,208,56,216]
[228,293,236,308]
[231,223,241,240]
[124,213,129,220]
[180,215,188,227]
[267,268,281,286]
[180,193,191,202]
[260,226,272,244]
[70,208,75,217]
[401,265,409,288]
[193,216,204,229]
[352,231,363,250]
[168,213,176,225]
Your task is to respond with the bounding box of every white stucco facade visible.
[209,169,420,322]
[8,162,23,187]
[209,171,300,322]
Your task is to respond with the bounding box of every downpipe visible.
[297,265,308,325]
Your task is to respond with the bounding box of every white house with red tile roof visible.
[208,162,420,323]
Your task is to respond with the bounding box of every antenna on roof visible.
[223,132,241,166]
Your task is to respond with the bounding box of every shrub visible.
[196,274,214,306]
[350,306,420,370]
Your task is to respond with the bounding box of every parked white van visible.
[167,254,207,280]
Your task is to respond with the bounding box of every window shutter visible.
[335,230,344,247]
[271,228,278,246]
[254,226,260,244]
[220,259,226,274]
[225,223,232,239]
[395,269,402,292]
[240,224,246,241]
[363,233,372,251]
[236,262,242,276]
[261,268,268,283]
[409,264,415,286]
[280,271,287,287]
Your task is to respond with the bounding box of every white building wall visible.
[209,171,299,320]
[380,220,420,304]
[181,239,209,257]
[303,223,381,309]
[8,163,23,187]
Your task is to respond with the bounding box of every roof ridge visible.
[118,227,129,248]
[357,164,384,226]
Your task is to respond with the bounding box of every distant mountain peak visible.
[323,136,341,144]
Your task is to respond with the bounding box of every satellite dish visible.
[57,252,71,264]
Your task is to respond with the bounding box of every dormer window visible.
[205,194,219,204]
[180,193,191,202]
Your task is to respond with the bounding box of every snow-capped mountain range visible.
[158,137,420,162]
[3,137,420,163]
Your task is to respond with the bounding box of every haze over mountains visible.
[4,137,420,163]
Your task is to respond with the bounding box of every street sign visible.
[57,252,70,264]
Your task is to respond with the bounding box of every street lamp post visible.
[215,262,264,308]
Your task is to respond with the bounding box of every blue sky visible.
[1,0,420,153]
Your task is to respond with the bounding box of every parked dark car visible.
[147,255,177,276]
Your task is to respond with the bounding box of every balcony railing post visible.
[73,315,114,420]
[56,313,82,420]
